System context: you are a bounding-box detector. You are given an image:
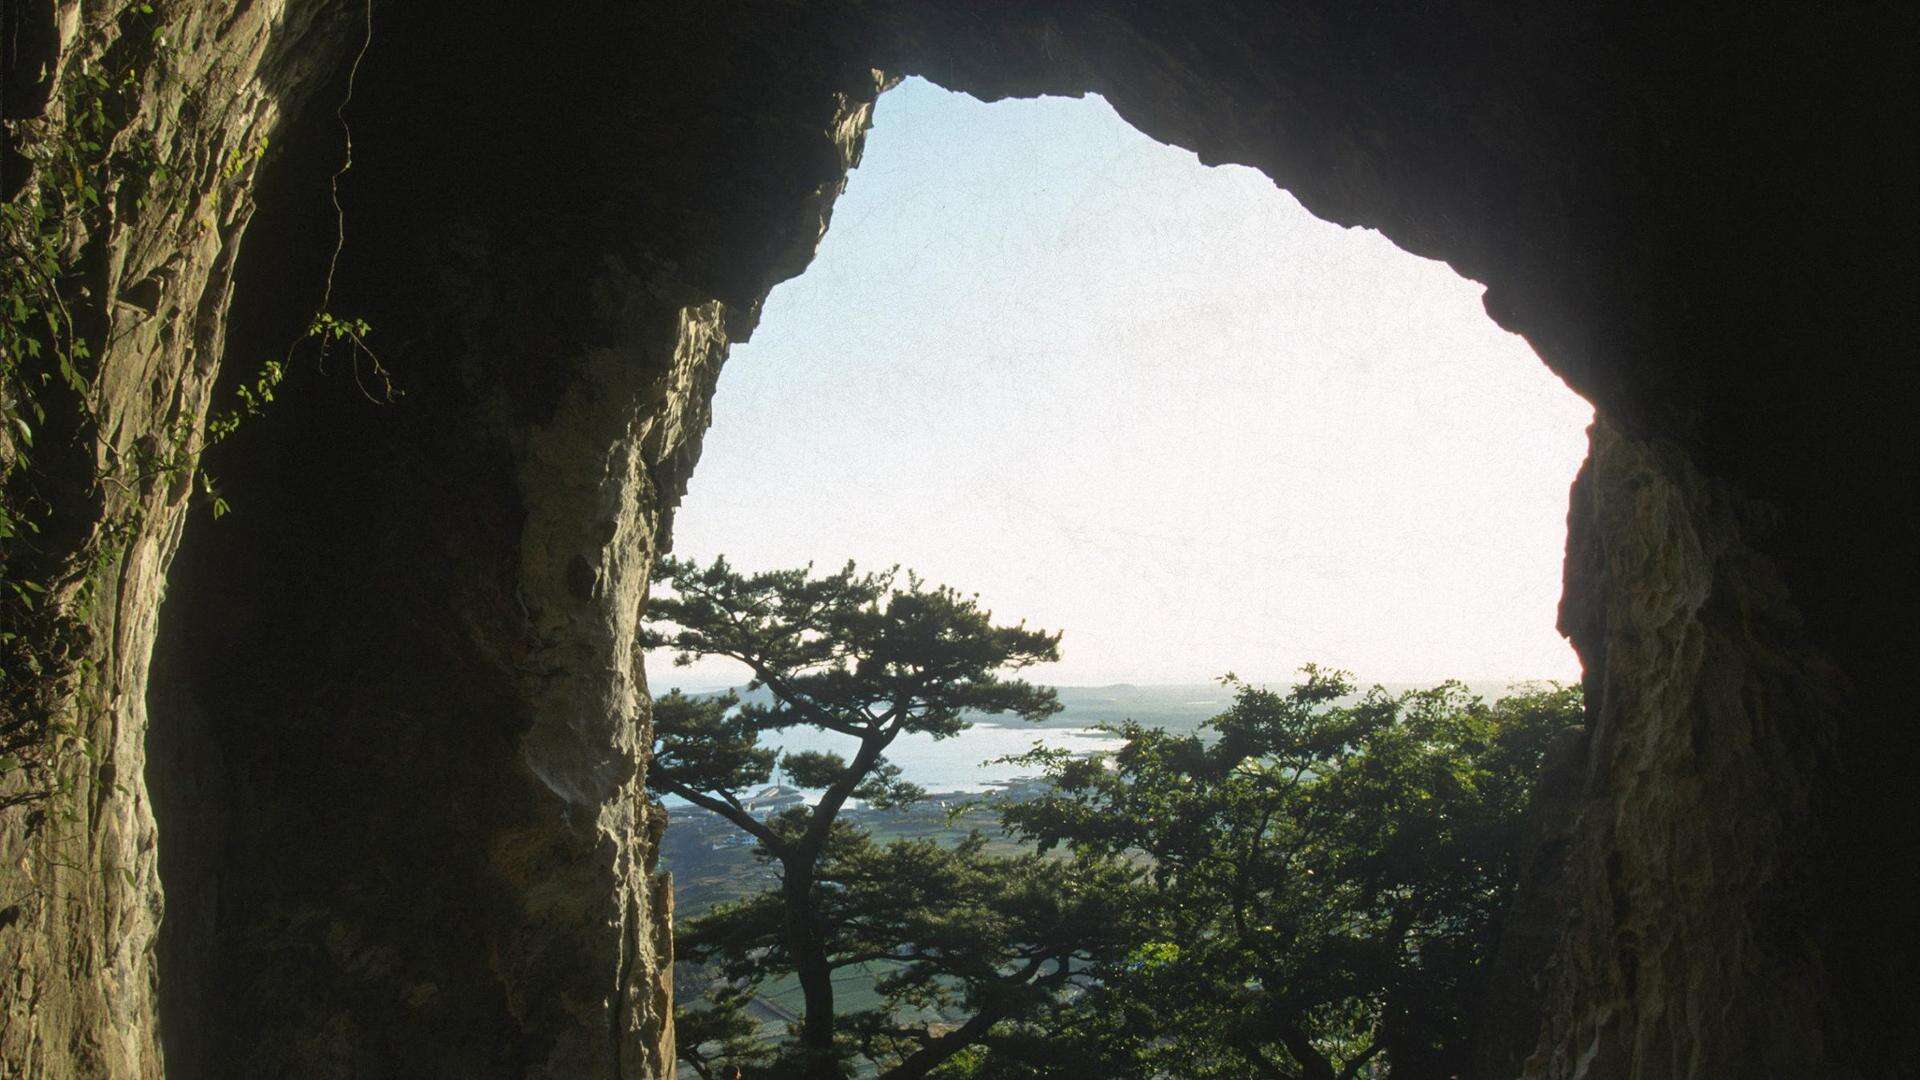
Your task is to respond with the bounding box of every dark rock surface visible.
[3,2,1912,1077]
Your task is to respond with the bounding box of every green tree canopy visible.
[985,669,1583,1079]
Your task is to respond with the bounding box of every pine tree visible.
[643,557,1117,1078]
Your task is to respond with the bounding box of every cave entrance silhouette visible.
[131,7,1904,1079]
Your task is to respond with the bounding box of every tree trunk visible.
[1233,1038,1299,1080]
[783,866,840,1077]
[883,1003,1009,1080]
[1276,1023,1337,1080]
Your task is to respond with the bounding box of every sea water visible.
[656,722,1121,808]
[773,721,1120,794]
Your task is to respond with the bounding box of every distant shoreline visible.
[653,677,1571,695]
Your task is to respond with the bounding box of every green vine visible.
[0,7,167,816]
[0,2,384,814]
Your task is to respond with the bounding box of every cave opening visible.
[659,76,1591,756]
[652,77,1594,1072]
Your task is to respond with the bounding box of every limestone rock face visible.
[1536,421,1849,1078]
[139,6,884,1076]
[1,2,351,1075]
[1,2,1911,1078]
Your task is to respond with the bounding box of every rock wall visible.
[2,2,1912,1077]
[139,5,885,1076]
[1,2,353,1074]
[1542,422,1850,1078]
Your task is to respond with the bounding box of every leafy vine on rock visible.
[0,0,386,813]
[1,2,177,816]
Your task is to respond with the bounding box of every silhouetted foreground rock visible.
[2,3,1910,1077]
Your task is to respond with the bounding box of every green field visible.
[662,783,1045,922]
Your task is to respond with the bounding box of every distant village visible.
[660,777,1059,918]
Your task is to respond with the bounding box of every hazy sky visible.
[657,78,1592,689]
